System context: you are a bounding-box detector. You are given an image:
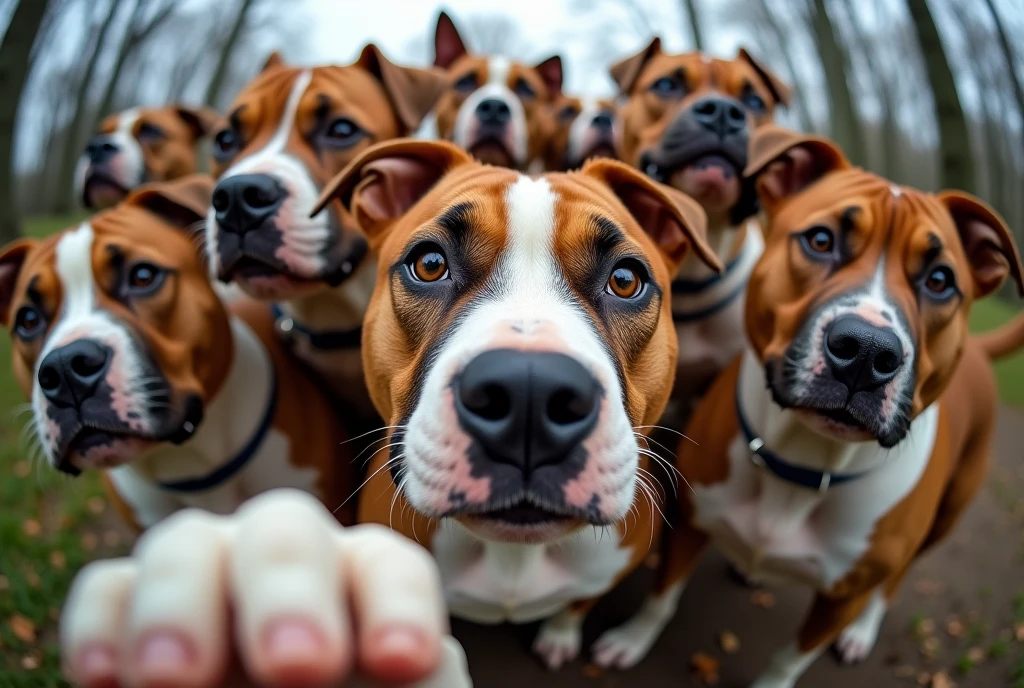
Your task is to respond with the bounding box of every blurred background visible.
[0,0,1022,685]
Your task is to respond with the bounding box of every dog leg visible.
[834,588,886,664]
[532,599,595,670]
[750,643,824,688]
[591,579,685,669]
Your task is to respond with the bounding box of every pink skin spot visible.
[851,305,891,329]
[45,417,61,456]
[73,437,151,471]
[564,399,633,521]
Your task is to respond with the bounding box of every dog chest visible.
[431,524,632,624]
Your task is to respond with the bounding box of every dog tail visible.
[977,311,1024,360]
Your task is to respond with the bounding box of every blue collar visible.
[671,251,747,323]
[158,371,278,493]
[734,387,868,492]
[271,304,362,350]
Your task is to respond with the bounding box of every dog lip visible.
[445,493,606,526]
[643,142,746,180]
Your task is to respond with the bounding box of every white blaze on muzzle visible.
[452,57,529,167]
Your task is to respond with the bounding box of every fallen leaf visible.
[917,671,932,686]
[750,590,776,609]
[966,647,985,664]
[81,532,98,551]
[1015,623,1024,643]
[24,570,40,588]
[20,655,39,670]
[0,575,8,591]
[894,664,917,679]
[87,497,106,514]
[914,579,944,597]
[9,615,35,643]
[49,551,66,570]
[13,461,30,478]
[48,608,59,622]
[582,663,603,679]
[22,519,41,537]
[690,652,719,685]
[718,631,740,654]
[931,670,955,688]
[103,530,121,548]
[946,616,964,638]
[915,618,936,638]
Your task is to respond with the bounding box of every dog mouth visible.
[477,501,574,526]
[460,497,581,542]
[60,429,152,473]
[82,172,129,208]
[569,140,617,168]
[641,149,741,187]
[469,139,515,168]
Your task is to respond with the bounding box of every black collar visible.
[734,387,869,492]
[271,304,363,350]
[158,370,278,493]
[671,251,747,323]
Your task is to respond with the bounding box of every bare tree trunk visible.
[981,0,1024,123]
[808,0,866,166]
[751,0,813,132]
[682,0,704,52]
[52,0,122,214]
[905,0,974,192]
[0,0,51,242]
[203,0,256,108]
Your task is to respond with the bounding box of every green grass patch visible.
[969,298,1024,407]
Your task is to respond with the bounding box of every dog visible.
[432,11,563,171]
[612,39,790,416]
[543,95,620,172]
[75,105,219,210]
[0,176,355,530]
[308,137,721,669]
[588,125,1024,686]
[206,48,446,423]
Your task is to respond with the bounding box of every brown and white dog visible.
[589,126,1024,685]
[612,39,790,413]
[0,176,354,530]
[310,138,720,669]
[543,94,620,172]
[432,11,563,171]
[76,106,219,210]
[206,49,446,420]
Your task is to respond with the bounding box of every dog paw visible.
[834,592,886,664]
[533,614,583,670]
[592,616,663,669]
[750,677,796,688]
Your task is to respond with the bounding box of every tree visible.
[747,0,814,132]
[682,0,704,51]
[52,0,122,214]
[808,0,866,166]
[981,0,1023,127]
[203,0,257,108]
[0,0,51,242]
[905,0,974,193]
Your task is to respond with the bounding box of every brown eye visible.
[802,226,835,255]
[127,262,165,294]
[924,266,956,298]
[607,264,643,299]
[411,250,448,282]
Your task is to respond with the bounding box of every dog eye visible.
[557,105,577,122]
[606,262,645,299]
[213,129,240,161]
[137,122,165,142]
[454,72,478,93]
[407,246,450,283]
[127,262,166,295]
[14,306,44,339]
[800,226,835,257]
[323,118,364,148]
[514,78,536,100]
[742,91,766,113]
[924,266,956,299]
[649,76,683,98]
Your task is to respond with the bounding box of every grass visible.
[0,215,1022,683]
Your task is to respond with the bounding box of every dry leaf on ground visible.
[22,519,41,537]
[946,616,964,638]
[690,652,720,685]
[931,670,955,688]
[718,631,740,654]
[9,615,36,643]
[750,590,776,609]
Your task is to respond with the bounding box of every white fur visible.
[565,98,619,167]
[751,643,824,688]
[835,589,887,664]
[533,606,586,669]
[73,109,145,200]
[452,57,528,166]
[592,579,686,668]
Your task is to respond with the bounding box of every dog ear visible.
[533,55,564,99]
[936,190,1024,299]
[582,158,719,274]
[174,106,221,139]
[127,175,215,231]
[744,125,849,213]
[357,44,448,134]
[609,37,661,94]
[313,139,473,246]
[262,51,285,72]
[0,240,35,326]
[737,47,791,107]
[434,10,468,69]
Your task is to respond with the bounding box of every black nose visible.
[455,349,601,474]
[37,340,112,409]
[688,96,746,138]
[84,137,119,164]
[212,174,286,233]
[475,98,511,126]
[824,315,904,394]
[591,112,613,130]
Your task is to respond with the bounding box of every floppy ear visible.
[737,47,791,107]
[174,105,221,139]
[609,37,661,94]
[434,10,468,69]
[533,55,564,99]
[262,51,285,72]
[357,44,448,133]
[313,139,473,245]
[126,175,215,231]
[744,125,849,213]
[582,158,719,274]
[936,190,1024,299]
[0,240,35,326]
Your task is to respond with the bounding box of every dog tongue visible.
[688,153,737,179]
[670,153,737,190]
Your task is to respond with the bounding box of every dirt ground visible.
[451,406,1024,687]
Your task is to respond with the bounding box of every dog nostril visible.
[70,353,103,378]
[242,185,277,209]
[212,189,230,213]
[38,366,61,391]
[727,104,745,123]
[874,350,900,375]
[463,383,512,421]
[101,142,118,153]
[547,388,593,425]
[695,102,716,117]
[829,335,860,361]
